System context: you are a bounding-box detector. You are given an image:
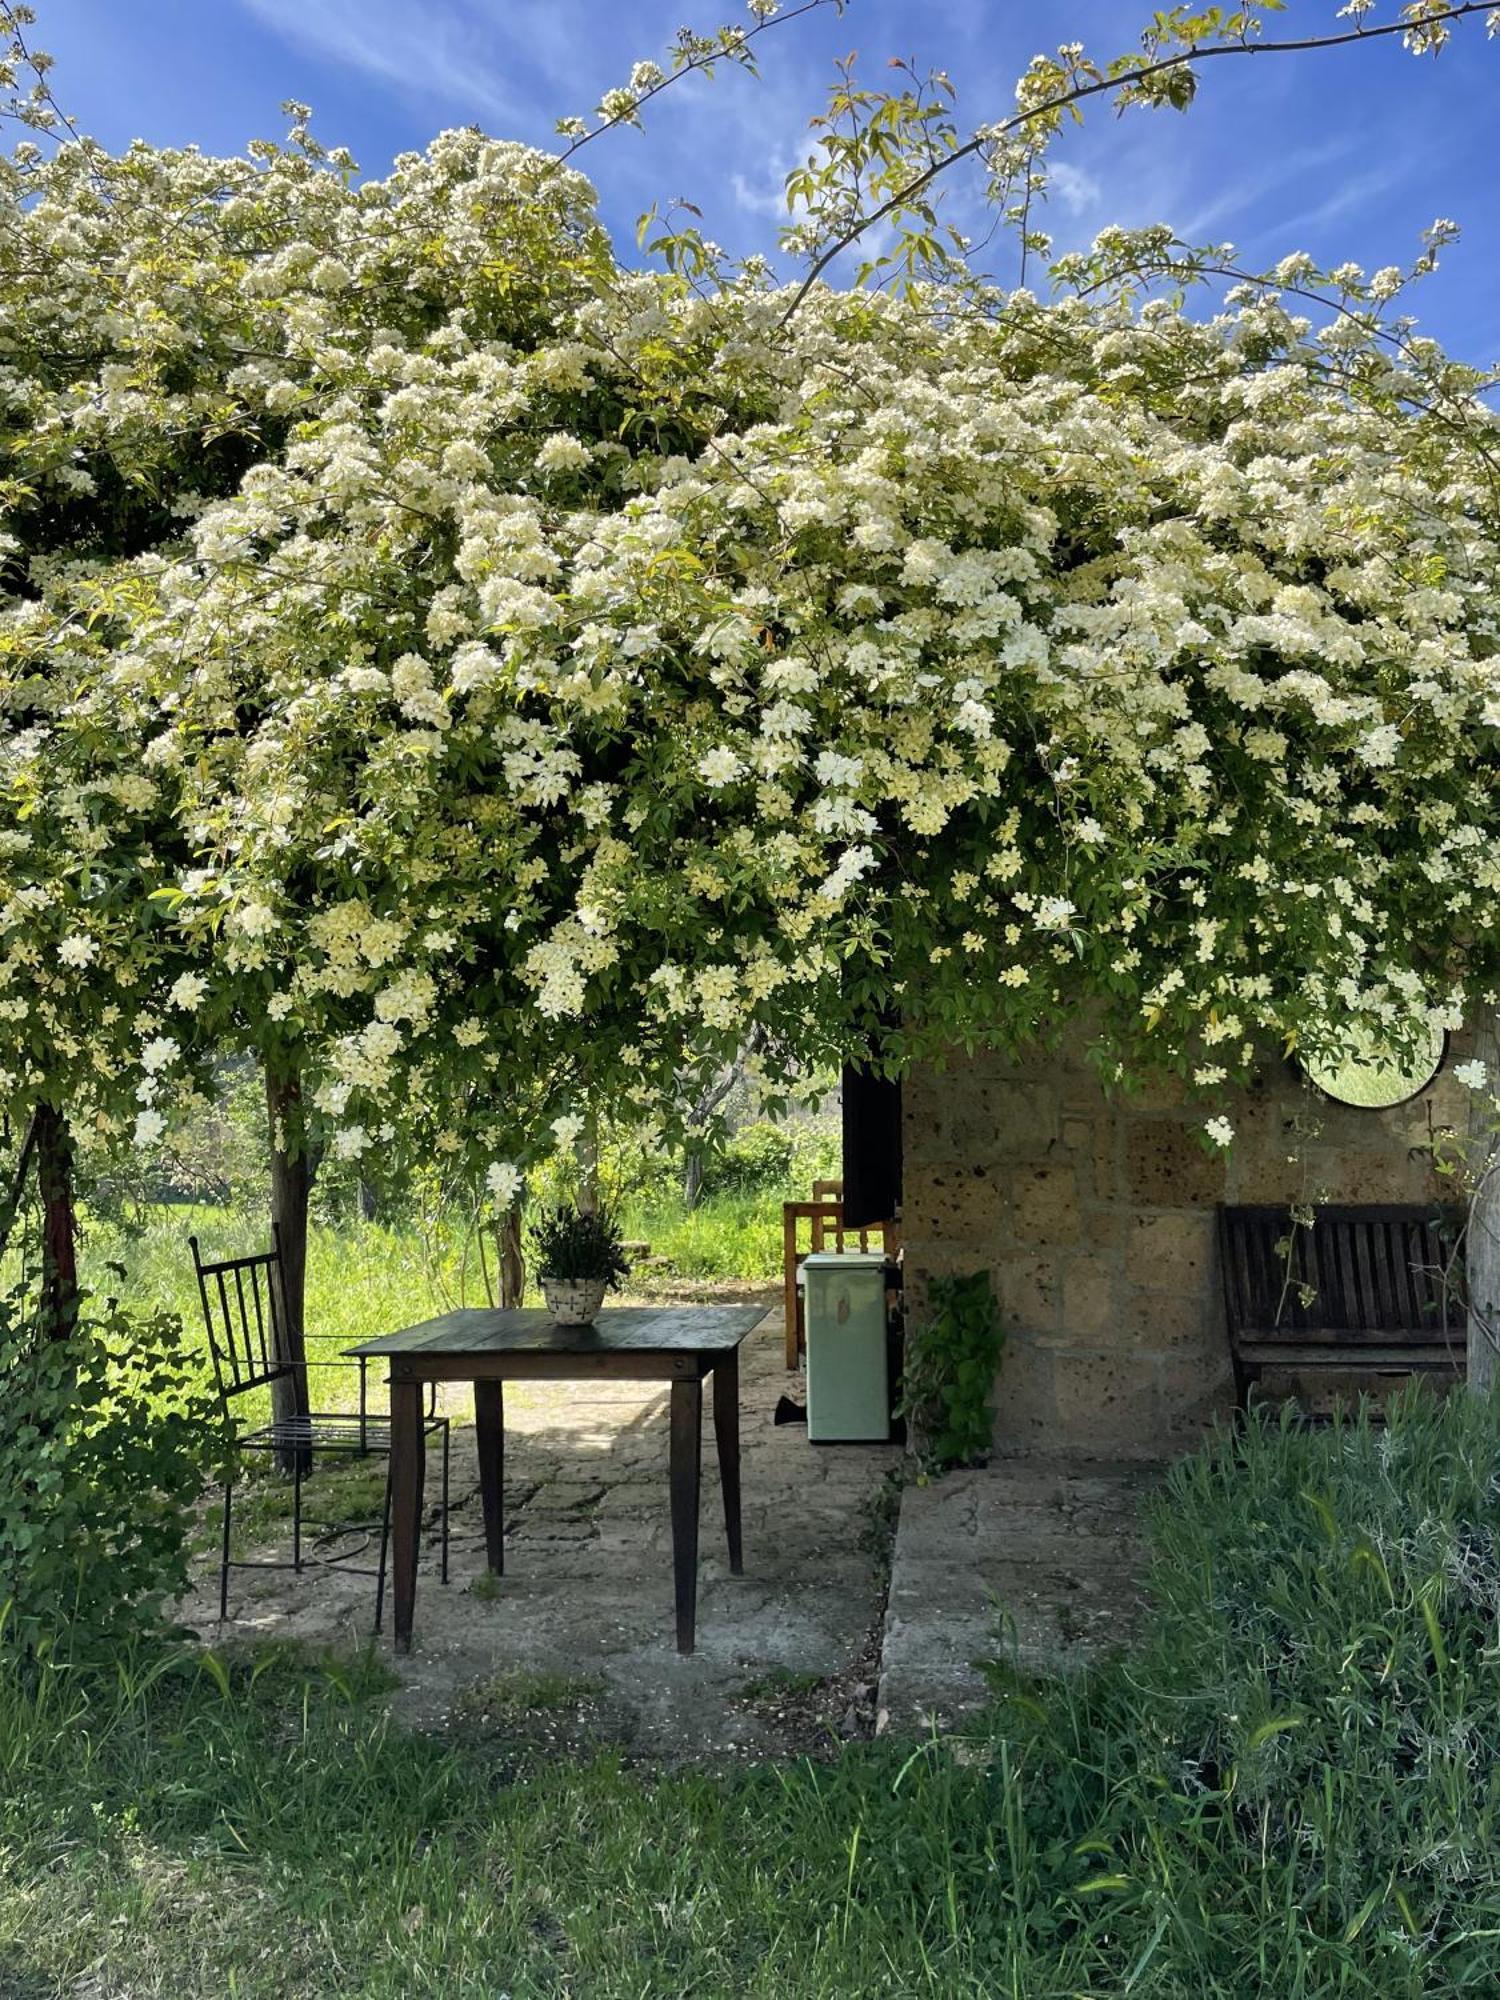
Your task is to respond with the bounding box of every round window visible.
[1301,1020,1447,1110]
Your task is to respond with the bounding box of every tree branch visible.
[559,0,844,160]
[781,2,1497,321]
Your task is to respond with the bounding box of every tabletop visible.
[348,1303,767,1360]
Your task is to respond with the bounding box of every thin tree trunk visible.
[680,1055,744,1211]
[577,1111,599,1217]
[0,1110,37,1268]
[266,1061,314,1472]
[34,1102,77,1340]
[1467,1016,1500,1396]
[498,1205,525,1308]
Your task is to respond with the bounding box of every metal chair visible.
[190,1226,449,1628]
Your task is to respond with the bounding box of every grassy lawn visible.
[93,1188,789,1331]
[5,1385,1500,1996]
[69,1189,789,1441]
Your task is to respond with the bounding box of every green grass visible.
[67,1187,790,1440]
[452,1668,608,1726]
[7,1385,1500,1995]
[619,1190,788,1281]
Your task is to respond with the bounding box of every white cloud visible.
[1254,164,1413,249]
[1175,137,1362,242]
[1045,159,1100,217]
[236,0,526,126]
[731,167,788,220]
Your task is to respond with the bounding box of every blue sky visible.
[35,0,1500,362]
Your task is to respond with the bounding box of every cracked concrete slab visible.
[878,1460,1155,1729]
[181,1291,903,1758]
[181,1290,1159,1752]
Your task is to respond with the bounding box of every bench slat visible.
[1218,1203,1466,1404]
[1236,1324,1458,1347]
[1236,1342,1461,1370]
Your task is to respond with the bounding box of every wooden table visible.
[349,1305,764,1656]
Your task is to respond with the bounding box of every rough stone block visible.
[901,1061,944,1130]
[941,1080,1059,1161]
[1049,1348,1162,1455]
[1309,1145,1435,1205]
[989,1343,1057,1452]
[1119,1289,1218,1351]
[1123,1119,1227,1207]
[901,1236,990,1289]
[1058,1257,1120,1342]
[910,1163,1006,1246]
[1083,1208,1127,1252]
[1124,1211,1214,1292]
[905,1064,1059,1165]
[1155,1349,1235,1438]
[995,1254,1062,1332]
[1121,1070,1188,1111]
[1054,1115,1119,1201]
[1011,1163,1082,1248]
[1423,1076,1467,1138]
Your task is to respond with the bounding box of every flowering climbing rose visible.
[5,115,1500,1191]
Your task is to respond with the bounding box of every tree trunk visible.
[34,1102,78,1340]
[0,1111,37,1269]
[1467,1016,1500,1396]
[266,1061,314,1472]
[577,1112,599,1217]
[679,1055,744,1211]
[498,1204,525,1308]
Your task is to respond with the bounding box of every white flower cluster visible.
[7,120,1500,1192]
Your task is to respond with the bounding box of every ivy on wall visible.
[899,1271,1007,1472]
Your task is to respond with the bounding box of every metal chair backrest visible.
[190,1226,297,1406]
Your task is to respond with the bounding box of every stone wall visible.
[901,1027,1471,1458]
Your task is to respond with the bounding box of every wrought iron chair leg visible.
[374,1460,392,1634]
[441,1421,451,1584]
[219,1479,234,1621]
[293,1452,303,1573]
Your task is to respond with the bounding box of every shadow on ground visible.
[180,1296,902,1759]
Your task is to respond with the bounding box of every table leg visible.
[669,1377,702,1655]
[712,1350,743,1576]
[474,1379,505,1575]
[390,1379,424,1654]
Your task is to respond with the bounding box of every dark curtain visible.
[841,1061,902,1227]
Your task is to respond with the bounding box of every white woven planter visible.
[539,1275,608,1326]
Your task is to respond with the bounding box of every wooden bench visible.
[1217,1203,1466,1408]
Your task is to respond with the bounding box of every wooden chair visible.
[781,1187,899,1368]
[1217,1203,1466,1408]
[191,1226,450,1626]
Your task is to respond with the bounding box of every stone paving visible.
[879,1458,1156,1729]
[184,1289,1157,1753]
[183,1293,903,1756]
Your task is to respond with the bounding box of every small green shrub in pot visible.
[898,1270,1005,1472]
[528,1202,631,1325]
[0,1286,223,1662]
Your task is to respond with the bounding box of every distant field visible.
[73,1187,789,1423]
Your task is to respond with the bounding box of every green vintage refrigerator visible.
[802,1250,892,1442]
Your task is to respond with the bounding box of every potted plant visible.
[528,1201,631,1326]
